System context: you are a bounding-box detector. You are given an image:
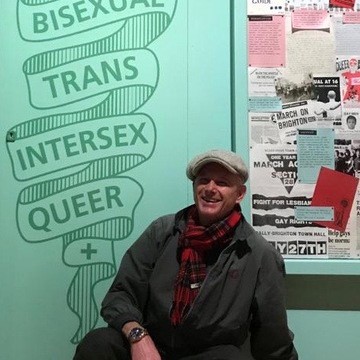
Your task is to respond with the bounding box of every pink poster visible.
[291,9,330,31]
[248,16,286,68]
[336,56,360,108]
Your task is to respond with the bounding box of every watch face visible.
[131,328,143,339]
[128,327,147,343]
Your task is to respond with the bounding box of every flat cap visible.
[186,149,249,183]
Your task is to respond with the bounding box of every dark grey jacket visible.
[101,206,298,359]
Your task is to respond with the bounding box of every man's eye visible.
[216,181,228,186]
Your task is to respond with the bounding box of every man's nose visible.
[204,180,216,191]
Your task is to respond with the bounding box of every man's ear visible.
[236,185,247,203]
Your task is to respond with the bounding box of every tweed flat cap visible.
[186,149,249,183]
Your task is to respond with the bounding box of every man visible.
[345,115,357,130]
[74,149,298,360]
[341,58,360,105]
[313,90,341,122]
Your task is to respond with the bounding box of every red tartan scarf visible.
[170,205,241,326]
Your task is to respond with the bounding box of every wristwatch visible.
[127,327,149,344]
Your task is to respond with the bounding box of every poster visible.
[247,8,360,259]
[248,15,286,67]
[312,75,342,127]
[250,145,328,258]
[275,101,317,143]
[336,56,360,108]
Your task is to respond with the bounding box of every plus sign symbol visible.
[81,243,98,260]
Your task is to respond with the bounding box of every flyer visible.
[311,167,359,232]
[248,15,286,67]
[250,145,328,258]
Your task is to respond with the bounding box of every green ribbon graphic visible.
[18,0,177,42]
[17,177,143,242]
[10,0,178,343]
[66,262,116,343]
[7,113,156,181]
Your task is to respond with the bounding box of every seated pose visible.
[74,149,298,360]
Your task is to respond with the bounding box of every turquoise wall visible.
[1,1,231,359]
[0,1,359,359]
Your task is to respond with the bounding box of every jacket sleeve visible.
[100,216,171,332]
[250,245,298,360]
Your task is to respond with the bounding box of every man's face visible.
[193,163,246,226]
[347,117,356,129]
[350,58,358,72]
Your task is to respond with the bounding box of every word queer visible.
[29,185,123,232]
